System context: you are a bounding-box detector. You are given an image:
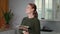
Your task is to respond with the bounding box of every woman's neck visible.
[27,13,34,19]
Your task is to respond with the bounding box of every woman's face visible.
[26,5,34,14]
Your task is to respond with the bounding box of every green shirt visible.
[20,17,40,34]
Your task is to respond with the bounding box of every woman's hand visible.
[19,26,24,29]
[23,31,29,34]
[19,26,28,31]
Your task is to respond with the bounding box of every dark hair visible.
[28,3,38,18]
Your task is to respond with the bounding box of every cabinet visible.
[0,0,8,29]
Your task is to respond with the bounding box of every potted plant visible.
[2,9,14,29]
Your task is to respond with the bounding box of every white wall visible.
[53,0,60,21]
[9,0,34,28]
[56,0,60,21]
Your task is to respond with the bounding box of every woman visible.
[19,3,40,34]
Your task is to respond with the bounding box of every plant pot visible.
[6,24,10,29]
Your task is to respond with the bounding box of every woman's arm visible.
[34,20,40,34]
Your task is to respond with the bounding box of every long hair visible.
[28,3,38,18]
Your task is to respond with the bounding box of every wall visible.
[53,0,60,21]
[56,0,60,21]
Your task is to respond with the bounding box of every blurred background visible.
[0,0,60,34]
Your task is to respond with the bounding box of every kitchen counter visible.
[0,29,15,34]
[41,31,60,34]
[0,29,60,34]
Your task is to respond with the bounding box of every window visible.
[35,0,52,20]
[35,0,42,20]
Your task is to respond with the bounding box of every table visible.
[0,29,15,34]
[41,31,60,34]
